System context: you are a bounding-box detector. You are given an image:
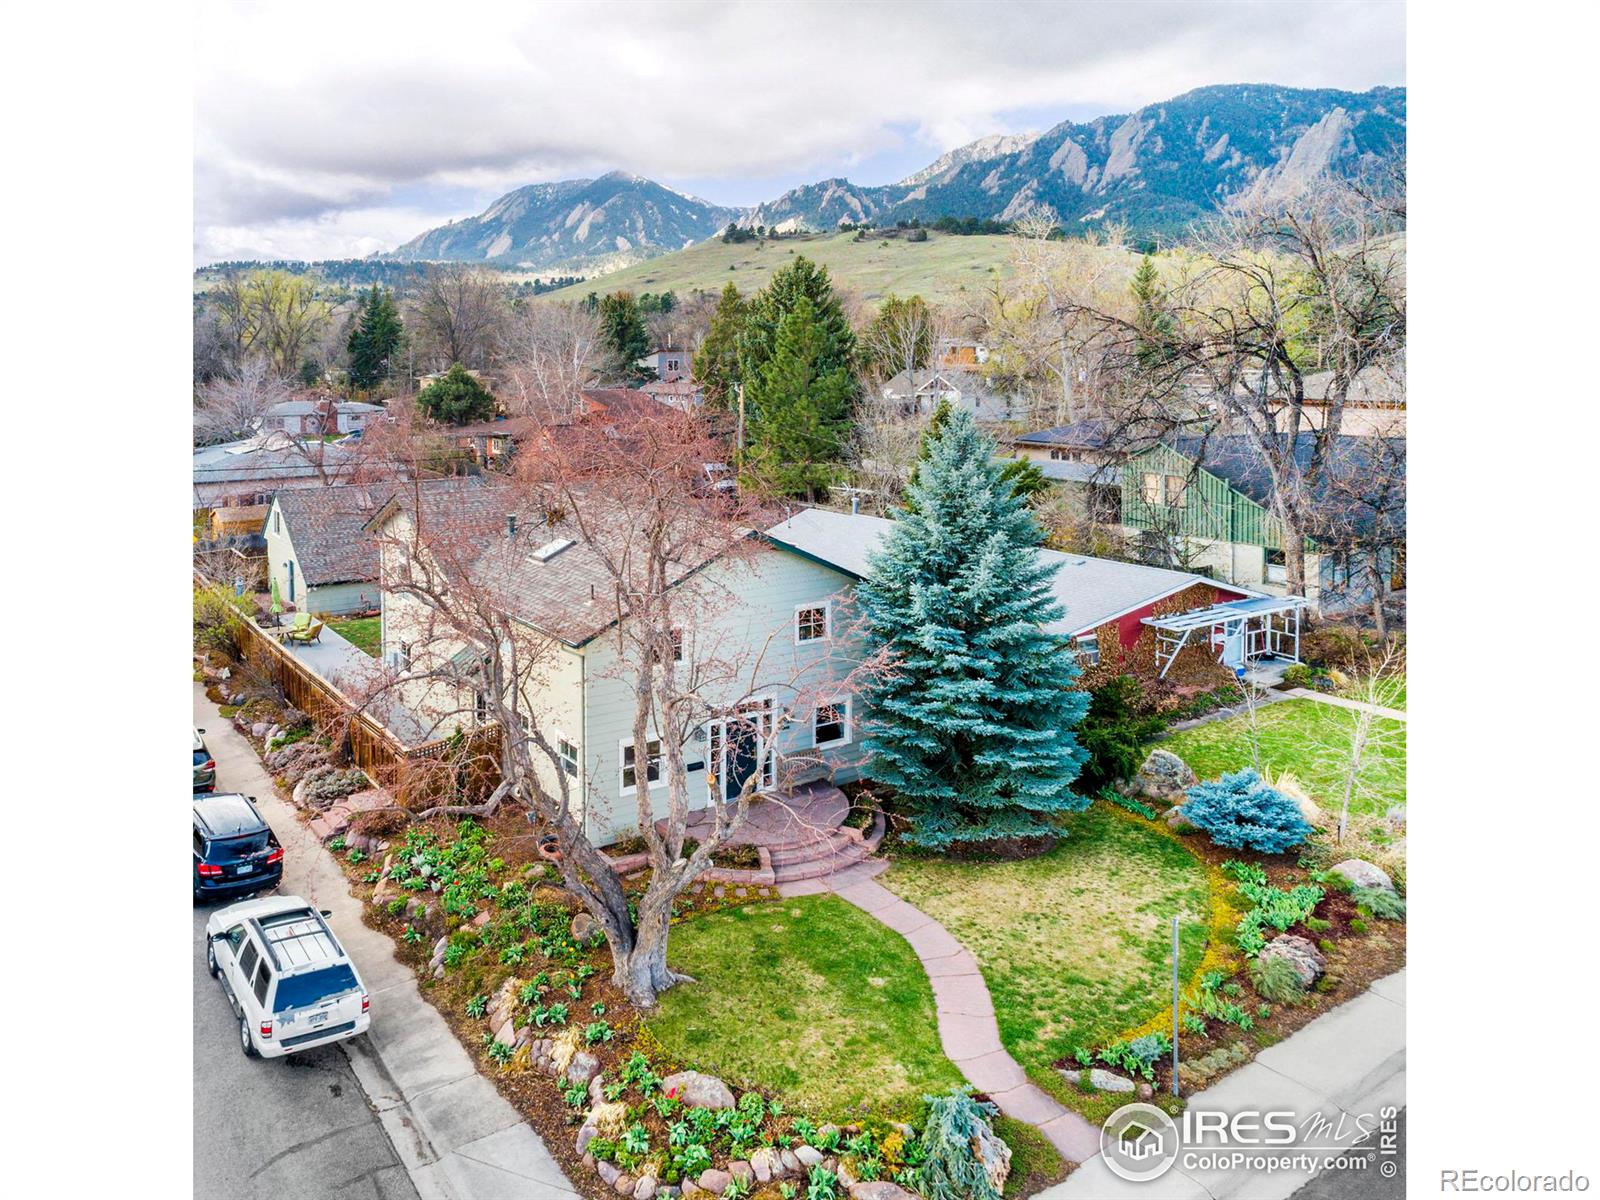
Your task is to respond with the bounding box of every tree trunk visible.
[1338,712,1371,844]
[611,890,684,1008]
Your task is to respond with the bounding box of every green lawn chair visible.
[284,614,320,645]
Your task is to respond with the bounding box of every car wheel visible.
[206,941,219,978]
[240,1016,260,1059]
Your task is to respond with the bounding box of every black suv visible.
[193,793,283,902]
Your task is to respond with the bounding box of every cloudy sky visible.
[194,0,1405,264]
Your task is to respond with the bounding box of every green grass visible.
[1162,698,1406,815]
[649,895,965,1119]
[1349,672,1406,711]
[882,806,1209,1101]
[326,616,380,657]
[539,230,1038,306]
[992,1115,1066,1196]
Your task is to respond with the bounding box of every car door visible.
[226,934,261,1020]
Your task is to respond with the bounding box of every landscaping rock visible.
[432,964,444,980]
[1259,935,1327,989]
[597,1162,620,1187]
[1081,1068,1136,1093]
[779,1149,802,1175]
[614,1174,636,1197]
[576,1124,599,1156]
[633,1177,657,1200]
[661,1071,736,1110]
[432,936,449,959]
[493,1018,515,1048]
[514,1026,533,1050]
[818,1124,841,1143]
[1329,859,1395,892]
[697,1169,730,1195]
[403,898,423,920]
[848,1184,918,1200]
[1165,804,1197,832]
[565,1051,602,1088]
[974,1116,1012,1196]
[794,1145,824,1168]
[750,1148,783,1182]
[1132,749,1197,803]
[727,1161,752,1186]
[589,1074,607,1105]
[571,912,597,942]
[680,1184,706,1200]
[1138,1083,1154,1100]
[251,722,271,739]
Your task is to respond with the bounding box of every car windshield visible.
[210,832,267,860]
[274,964,359,1012]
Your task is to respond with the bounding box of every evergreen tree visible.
[346,284,405,392]
[416,363,496,425]
[741,297,852,500]
[1131,255,1175,370]
[908,399,1046,517]
[738,256,857,392]
[691,282,747,409]
[859,408,1090,848]
[597,291,651,381]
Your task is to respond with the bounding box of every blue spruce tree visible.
[859,408,1090,848]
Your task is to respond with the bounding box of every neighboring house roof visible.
[642,380,702,398]
[1163,434,1407,536]
[762,507,1238,637]
[1013,418,1117,448]
[1024,458,1117,485]
[193,433,359,488]
[881,368,1007,401]
[581,387,667,417]
[264,399,386,417]
[451,415,541,439]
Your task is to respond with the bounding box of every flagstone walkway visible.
[1286,688,1407,722]
[780,862,1103,1164]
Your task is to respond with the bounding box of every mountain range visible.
[389,83,1405,273]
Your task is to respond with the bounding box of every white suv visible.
[205,895,370,1058]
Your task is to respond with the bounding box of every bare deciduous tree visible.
[195,358,296,444]
[412,264,505,370]
[496,301,603,421]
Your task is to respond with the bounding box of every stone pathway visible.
[779,864,1102,1164]
[1286,688,1408,722]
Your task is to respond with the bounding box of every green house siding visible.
[1121,445,1285,551]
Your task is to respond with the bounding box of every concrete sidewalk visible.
[1039,970,1406,1199]
[196,682,579,1200]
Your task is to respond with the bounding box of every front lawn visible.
[648,894,966,1119]
[326,615,381,657]
[1163,698,1406,816]
[881,806,1209,1102]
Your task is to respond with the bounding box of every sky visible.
[194,0,1406,265]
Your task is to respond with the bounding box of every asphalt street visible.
[1290,1110,1406,1200]
[193,765,419,1199]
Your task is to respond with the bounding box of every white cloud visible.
[194,0,1405,262]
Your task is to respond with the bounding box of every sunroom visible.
[1142,594,1310,680]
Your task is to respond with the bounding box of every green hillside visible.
[538,231,1020,305]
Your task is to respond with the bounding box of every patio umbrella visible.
[270,576,283,617]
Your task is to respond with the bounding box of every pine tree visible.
[1131,255,1175,371]
[907,399,1045,517]
[859,408,1090,848]
[741,297,853,500]
[738,256,857,391]
[416,363,496,425]
[691,282,747,409]
[597,292,652,382]
[346,284,405,392]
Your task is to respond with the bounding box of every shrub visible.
[1183,770,1314,854]
[1098,1033,1171,1080]
[1353,886,1407,921]
[1248,954,1307,1004]
[193,585,245,659]
[1078,676,1167,788]
[1281,664,1316,689]
[916,1087,1003,1200]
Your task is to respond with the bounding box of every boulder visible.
[492,1018,515,1048]
[779,1149,802,1175]
[1329,859,1395,893]
[431,965,444,980]
[589,1074,607,1105]
[614,1175,636,1197]
[1081,1068,1135,1093]
[251,722,271,739]
[727,1161,752,1186]
[661,1071,736,1110]
[1132,749,1197,803]
[633,1177,657,1200]
[565,1051,602,1088]
[1259,934,1327,988]
[680,1184,706,1200]
[697,1170,730,1195]
[794,1145,824,1168]
[973,1114,1012,1196]
[597,1162,621,1187]
[1138,1083,1154,1100]
[571,912,597,942]
[848,1185,919,1200]
[750,1147,784,1182]
[1164,805,1197,833]
[576,1125,599,1156]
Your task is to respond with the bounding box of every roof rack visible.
[250,907,341,975]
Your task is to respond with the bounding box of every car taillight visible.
[265,847,284,866]
[361,994,370,1013]
[202,760,215,771]
[260,1021,273,1038]
[197,863,223,878]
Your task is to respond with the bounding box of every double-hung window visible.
[557,736,579,779]
[795,603,830,644]
[1073,633,1100,666]
[620,738,663,794]
[1140,471,1163,505]
[813,699,851,748]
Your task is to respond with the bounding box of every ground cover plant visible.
[881,804,1208,1102]
[647,895,966,1118]
[1162,698,1405,816]
[326,615,381,657]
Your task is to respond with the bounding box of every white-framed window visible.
[813,699,852,748]
[1073,633,1100,666]
[1265,548,1288,584]
[556,734,579,779]
[795,602,831,644]
[620,737,663,794]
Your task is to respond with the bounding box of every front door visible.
[707,702,774,804]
